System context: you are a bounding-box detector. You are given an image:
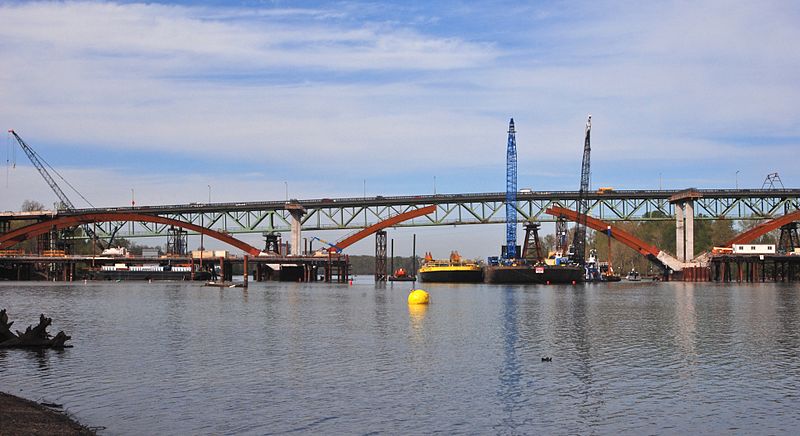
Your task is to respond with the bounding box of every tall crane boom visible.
[8,129,102,248]
[8,129,76,210]
[570,115,591,266]
[504,118,518,259]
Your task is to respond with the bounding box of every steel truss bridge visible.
[5,189,800,241]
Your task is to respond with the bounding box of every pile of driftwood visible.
[0,309,71,349]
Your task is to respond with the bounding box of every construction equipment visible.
[569,115,592,266]
[8,130,95,211]
[8,129,103,247]
[521,222,544,263]
[310,236,342,253]
[504,118,518,260]
[555,216,569,259]
[762,172,784,190]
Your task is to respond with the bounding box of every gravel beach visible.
[0,392,95,435]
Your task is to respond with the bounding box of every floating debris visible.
[0,309,72,349]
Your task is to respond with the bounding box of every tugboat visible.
[584,249,604,282]
[418,251,484,283]
[600,261,622,282]
[584,249,620,282]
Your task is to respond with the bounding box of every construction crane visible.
[8,130,95,210]
[570,115,592,266]
[504,118,518,260]
[8,129,102,246]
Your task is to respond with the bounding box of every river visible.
[1,280,798,434]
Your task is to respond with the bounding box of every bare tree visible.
[20,200,45,212]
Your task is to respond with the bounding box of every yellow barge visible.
[418,251,484,283]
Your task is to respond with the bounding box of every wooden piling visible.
[243,255,248,288]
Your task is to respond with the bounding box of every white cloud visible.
[1,0,798,225]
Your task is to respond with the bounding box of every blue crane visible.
[504,118,518,260]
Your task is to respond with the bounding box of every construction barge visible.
[484,264,584,284]
[0,252,350,283]
[418,251,484,283]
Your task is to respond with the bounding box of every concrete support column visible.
[685,200,694,261]
[289,211,302,255]
[675,202,685,262]
[284,202,306,256]
[670,190,702,264]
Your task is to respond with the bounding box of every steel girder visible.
[56,189,800,240]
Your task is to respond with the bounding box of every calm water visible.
[1,280,799,435]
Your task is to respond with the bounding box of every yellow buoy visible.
[408,289,430,305]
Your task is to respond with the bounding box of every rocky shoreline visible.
[0,391,96,435]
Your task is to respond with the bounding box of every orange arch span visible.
[545,206,661,257]
[333,205,437,251]
[0,212,263,256]
[724,210,800,247]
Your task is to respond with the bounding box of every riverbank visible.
[0,392,95,435]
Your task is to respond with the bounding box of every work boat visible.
[626,269,641,281]
[418,251,484,283]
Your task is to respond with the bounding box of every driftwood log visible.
[0,309,71,349]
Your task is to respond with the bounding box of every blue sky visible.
[1,1,798,255]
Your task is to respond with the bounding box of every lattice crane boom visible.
[504,118,518,259]
[8,129,102,248]
[8,129,76,210]
[570,115,591,265]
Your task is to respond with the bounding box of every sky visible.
[1,0,798,257]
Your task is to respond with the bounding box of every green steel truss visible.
[61,189,800,240]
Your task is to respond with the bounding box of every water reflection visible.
[776,286,799,369]
[407,303,427,328]
[1,282,799,434]
[673,285,698,365]
[568,289,601,429]
[495,287,521,433]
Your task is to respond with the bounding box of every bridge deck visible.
[2,189,798,240]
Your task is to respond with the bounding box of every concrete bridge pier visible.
[671,190,702,262]
[285,202,306,256]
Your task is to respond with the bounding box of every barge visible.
[91,264,212,281]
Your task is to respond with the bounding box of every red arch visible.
[545,206,661,257]
[0,213,263,256]
[724,210,800,247]
[332,205,437,251]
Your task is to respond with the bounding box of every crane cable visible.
[5,132,8,188]
[24,139,96,209]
